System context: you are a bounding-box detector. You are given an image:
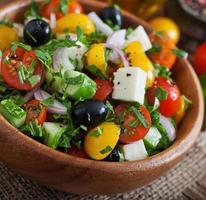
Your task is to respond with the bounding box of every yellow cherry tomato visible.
[125,41,155,87]
[84,122,120,160]
[54,13,95,34]
[86,43,108,77]
[149,17,180,44]
[174,96,186,124]
[0,25,19,50]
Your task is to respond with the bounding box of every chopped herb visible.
[106,101,114,113]
[76,26,90,47]
[154,64,171,78]
[69,58,79,69]
[59,0,68,15]
[24,0,41,19]
[182,95,192,110]
[58,135,70,149]
[89,127,104,137]
[18,65,27,84]
[28,75,40,86]
[0,16,13,28]
[4,56,10,65]
[72,140,82,150]
[80,125,87,131]
[146,44,162,54]
[64,74,84,85]
[86,65,107,80]
[172,49,188,59]
[154,87,168,101]
[0,50,2,60]
[128,119,139,127]
[129,106,148,128]
[11,42,32,52]
[150,110,160,126]
[35,50,52,69]
[126,27,133,37]
[40,96,55,107]
[100,145,113,154]
[105,19,120,31]
[87,30,107,44]
[20,121,44,138]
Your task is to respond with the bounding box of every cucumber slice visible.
[43,122,66,149]
[143,127,162,149]
[64,70,96,100]
[0,99,26,128]
[46,71,65,93]
[121,140,148,161]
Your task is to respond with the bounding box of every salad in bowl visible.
[0,0,190,162]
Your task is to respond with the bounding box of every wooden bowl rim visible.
[0,0,204,173]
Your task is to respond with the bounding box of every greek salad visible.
[0,0,191,161]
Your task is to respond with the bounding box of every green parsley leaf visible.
[150,110,160,126]
[89,127,104,137]
[100,145,113,155]
[0,16,13,28]
[59,0,68,15]
[153,64,171,78]
[21,121,44,138]
[129,106,149,128]
[24,0,41,19]
[40,96,55,107]
[76,26,90,47]
[154,86,168,101]
[28,75,40,86]
[105,19,120,31]
[72,140,82,150]
[18,65,28,84]
[0,50,2,60]
[80,125,87,131]
[86,65,107,80]
[35,50,52,69]
[128,119,140,128]
[146,44,162,54]
[11,42,32,52]
[172,49,188,59]
[4,56,10,65]
[58,134,70,149]
[182,95,192,110]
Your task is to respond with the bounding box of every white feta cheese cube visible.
[121,140,148,161]
[112,67,147,104]
[125,25,152,51]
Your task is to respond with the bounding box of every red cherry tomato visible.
[41,0,83,19]
[193,42,206,76]
[147,77,181,117]
[93,78,113,101]
[23,99,47,125]
[148,32,177,69]
[115,103,151,144]
[67,146,88,158]
[1,48,44,91]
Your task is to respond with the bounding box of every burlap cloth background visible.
[0,131,205,200]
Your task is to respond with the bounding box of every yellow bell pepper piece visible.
[54,13,95,34]
[84,122,120,160]
[0,25,19,50]
[125,41,155,87]
[86,43,108,77]
[174,96,186,125]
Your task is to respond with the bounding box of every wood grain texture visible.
[0,0,204,195]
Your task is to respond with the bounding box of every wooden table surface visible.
[0,0,206,199]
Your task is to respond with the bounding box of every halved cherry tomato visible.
[23,99,47,125]
[147,77,181,117]
[67,145,88,159]
[148,32,177,69]
[115,103,151,144]
[93,78,113,101]
[41,0,83,20]
[1,47,44,91]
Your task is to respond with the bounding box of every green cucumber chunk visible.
[143,127,162,149]
[43,122,66,149]
[64,70,96,100]
[46,71,65,93]
[0,99,26,128]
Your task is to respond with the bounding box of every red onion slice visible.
[50,13,56,29]
[24,87,40,102]
[105,44,130,68]
[34,90,67,115]
[88,12,113,36]
[159,114,176,142]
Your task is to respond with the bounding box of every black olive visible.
[100,6,122,28]
[72,100,108,129]
[23,19,51,47]
[105,147,120,162]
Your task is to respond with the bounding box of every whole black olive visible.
[23,19,51,47]
[105,147,120,162]
[100,6,122,28]
[72,100,108,129]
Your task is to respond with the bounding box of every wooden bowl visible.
[0,0,204,195]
